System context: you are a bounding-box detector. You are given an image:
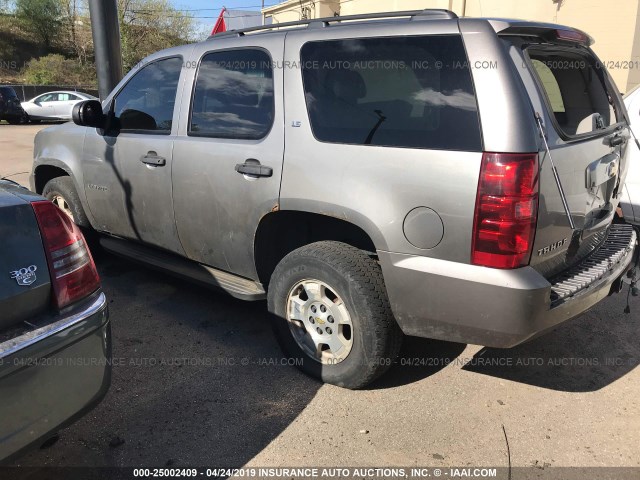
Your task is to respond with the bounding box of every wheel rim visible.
[286,279,353,364]
[51,194,73,220]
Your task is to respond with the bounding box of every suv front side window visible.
[36,93,56,103]
[189,48,274,140]
[113,56,183,134]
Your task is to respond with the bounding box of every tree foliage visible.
[9,0,196,85]
[22,53,95,85]
[117,0,195,72]
[15,0,63,48]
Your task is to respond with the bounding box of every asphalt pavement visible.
[1,123,639,472]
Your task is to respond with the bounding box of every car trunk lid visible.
[0,181,51,330]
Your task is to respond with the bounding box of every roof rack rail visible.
[208,9,458,40]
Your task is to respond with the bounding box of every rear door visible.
[510,39,630,277]
[52,92,80,118]
[171,36,284,279]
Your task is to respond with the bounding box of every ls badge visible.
[10,265,37,286]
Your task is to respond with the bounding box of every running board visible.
[100,236,266,301]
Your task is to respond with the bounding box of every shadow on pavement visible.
[11,254,321,470]
[369,336,466,390]
[462,304,640,392]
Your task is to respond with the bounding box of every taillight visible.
[471,152,539,269]
[31,201,100,309]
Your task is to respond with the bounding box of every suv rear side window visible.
[528,48,618,137]
[113,56,182,134]
[300,35,481,151]
[189,49,274,139]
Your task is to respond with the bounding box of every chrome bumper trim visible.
[0,292,107,359]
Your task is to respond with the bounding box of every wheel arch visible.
[33,162,72,194]
[254,209,384,287]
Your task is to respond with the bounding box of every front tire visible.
[42,177,97,248]
[268,241,402,389]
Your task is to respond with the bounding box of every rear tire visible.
[267,241,402,389]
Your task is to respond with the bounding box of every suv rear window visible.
[300,35,482,151]
[527,48,619,137]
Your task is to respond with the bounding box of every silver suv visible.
[31,9,636,388]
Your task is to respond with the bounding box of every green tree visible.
[22,53,95,85]
[59,0,92,65]
[15,0,63,48]
[118,0,194,72]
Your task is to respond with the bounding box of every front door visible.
[82,56,185,254]
[172,38,285,279]
[31,93,56,118]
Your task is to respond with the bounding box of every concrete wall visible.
[263,0,640,92]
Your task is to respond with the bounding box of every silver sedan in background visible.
[21,91,98,123]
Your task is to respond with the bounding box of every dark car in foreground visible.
[0,179,110,463]
[0,87,26,124]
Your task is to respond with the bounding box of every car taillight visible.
[31,200,100,309]
[471,152,539,269]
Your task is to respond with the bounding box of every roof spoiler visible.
[495,23,594,46]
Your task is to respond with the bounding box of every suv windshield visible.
[527,47,620,137]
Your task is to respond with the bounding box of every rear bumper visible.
[0,292,110,463]
[380,224,636,348]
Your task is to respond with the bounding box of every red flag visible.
[212,7,227,35]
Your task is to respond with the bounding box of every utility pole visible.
[88,0,124,100]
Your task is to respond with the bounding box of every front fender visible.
[32,124,95,226]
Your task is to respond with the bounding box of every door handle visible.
[141,151,166,166]
[235,159,272,178]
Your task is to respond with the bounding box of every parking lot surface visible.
[2,124,639,471]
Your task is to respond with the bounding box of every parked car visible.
[21,91,98,123]
[31,9,635,389]
[619,85,640,224]
[0,178,109,462]
[0,86,27,124]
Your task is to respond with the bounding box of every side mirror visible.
[72,100,106,128]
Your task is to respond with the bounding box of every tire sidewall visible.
[269,253,386,388]
[42,177,89,228]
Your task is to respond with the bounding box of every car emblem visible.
[10,265,37,286]
[315,317,325,325]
